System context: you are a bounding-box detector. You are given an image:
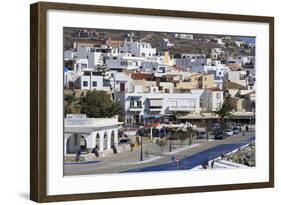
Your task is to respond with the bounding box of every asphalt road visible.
[64,132,255,176]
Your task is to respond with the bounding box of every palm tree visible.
[213,97,233,126]
[186,127,196,145]
[64,93,81,116]
[175,130,188,147]
[106,102,120,118]
[96,65,108,77]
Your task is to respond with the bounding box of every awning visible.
[149,99,163,107]
[176,112,254,120]
[176,113,219,120]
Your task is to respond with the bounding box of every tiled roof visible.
[131,73,153,80]
[208,87,222,91]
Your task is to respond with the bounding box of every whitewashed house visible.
[227,70,248,87]
[116,82,224,125]
[216,38,225,45]
[80,70,111,91]
[175,54,211,70]
[161,38,174,47]
[106,53,143,70]
[64,46,115,69]
[204,65,229,89]
[174,33,194,40]
[119,39,156,58]
[64,114,119,156]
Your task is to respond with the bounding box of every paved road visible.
[123,136,254,173]
[64,132,254,176]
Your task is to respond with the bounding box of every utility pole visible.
[169,129,172,152]
[140,133,143,161]
[111,72,116,101]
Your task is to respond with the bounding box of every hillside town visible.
[63,28,256,175]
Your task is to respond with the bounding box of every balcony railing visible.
[130,105,143,109]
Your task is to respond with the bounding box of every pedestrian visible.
[211,160,215,168]
[130,143,134,152]
[75,150,81,162]
[92,145,99,157]
[246,125,249,132]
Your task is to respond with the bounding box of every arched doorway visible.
[66,134,87,154]
[103,132,108,150]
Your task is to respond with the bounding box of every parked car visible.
[214,130,226,140]
[197,130,208,139]
[226,129,233,136]
[232,126,240,134]
[119,138,130,144]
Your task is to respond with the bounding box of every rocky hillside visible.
[63,27,255,57]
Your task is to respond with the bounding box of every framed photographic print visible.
[30,1,274,202]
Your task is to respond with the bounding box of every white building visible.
[107,71,132,93]
[227,70,248,87]
[161,38,174,47]
[64,115,119,156]
[64,70,83,89]
[200,89,224,112]
[175,54,211,70]
[204,65,229,89]
[234,40,245,47]
[241,56,255,66]
[106,53,143,70]
[174,33,194,40]
[119,39,156,58]
[211,48,224,59]
[80,70,111,91]
[216,38,225,45]
[116,87,223,124]
[64,46,115,69]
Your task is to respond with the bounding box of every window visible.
[130,101,134,108]
[216,93,221,100]
[137,101,142,108]
[92,81,97,87]
[120,61,128,66]
[83,81,88,87]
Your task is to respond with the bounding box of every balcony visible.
[169,105,196,111]
[148,99,163,111]
[129,105,143,111]
[129,100,143,111]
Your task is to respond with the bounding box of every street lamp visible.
[168,128,172,152]
[110,72,116,101]
[140,131,143,161]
